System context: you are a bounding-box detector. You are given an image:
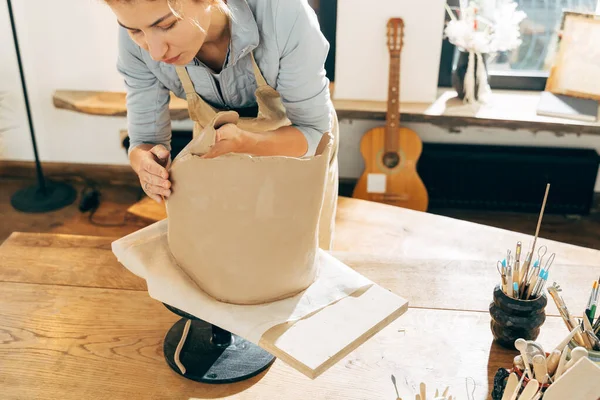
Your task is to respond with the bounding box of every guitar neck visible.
[385,53,401,153]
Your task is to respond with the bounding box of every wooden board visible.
[52,90,191,121]
[127,195,600,267]
[0,280,572,400]
[52,88,600,135]
[260,284,408,379]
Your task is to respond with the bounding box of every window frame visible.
[437,1,548,91]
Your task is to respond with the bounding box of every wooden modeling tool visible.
[515,338,533,379]
[553,343,571,380]
[563,346,589,372]
[553,325,582,353]
[532,354,548,384]
[501,373,518,400]
[518,378,539,400]
[513,355,525,370]
[543,357,600,400]
[420,382,426,400]
[546,349,562,377]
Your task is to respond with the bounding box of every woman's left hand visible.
[201,123,254,159]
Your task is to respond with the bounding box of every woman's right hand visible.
[129,144,172,203]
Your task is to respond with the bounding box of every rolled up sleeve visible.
[274,0,334,156]
[116,27,172,153]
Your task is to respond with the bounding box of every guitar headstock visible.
[386,18,404,56]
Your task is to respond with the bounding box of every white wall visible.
[1,1,599,192]
[0,0,127,164]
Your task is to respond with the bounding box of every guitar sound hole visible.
[382,152,400,169]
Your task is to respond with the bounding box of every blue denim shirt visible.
[116,0,333,156]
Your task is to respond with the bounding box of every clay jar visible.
[489,284,547,350]
[165,111,334,306]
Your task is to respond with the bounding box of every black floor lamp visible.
[7,0,76,212]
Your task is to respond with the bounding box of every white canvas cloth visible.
[111,219,373,344]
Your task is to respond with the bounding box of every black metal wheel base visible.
[11,180,77,213]
[162,304,276,384]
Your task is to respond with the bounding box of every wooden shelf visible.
[52,87,600,136]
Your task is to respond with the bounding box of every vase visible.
[452,50,489,100]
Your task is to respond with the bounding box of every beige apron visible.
[164,53,339,305]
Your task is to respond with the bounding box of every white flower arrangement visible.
[444,0,527,103]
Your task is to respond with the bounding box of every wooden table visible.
[2,200,600,399]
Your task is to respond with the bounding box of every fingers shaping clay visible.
[165,111,335,305]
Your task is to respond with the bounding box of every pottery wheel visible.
[162,303,276,383]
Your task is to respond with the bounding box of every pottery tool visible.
[543,357,600,400]
[553,341,571,380]
[582,314,600,350]
[553,325,582,353]
[518,378,539,400]
[525,246,546,298]
[545,349,562,377]
[420,382,426,400]
[524,341,545,361]
[563,346,589,372]
[514,241,522,286]
[532,354,548,384]
[500,373,518,400]
[497,261,508,294]
[513,282,519,299]
[515,338,533,379]
[547,282,587,347]
[513,355,525,371]
[585,281,598,323]
[506,260,514,298]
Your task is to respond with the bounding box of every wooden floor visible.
[2,176,600,250]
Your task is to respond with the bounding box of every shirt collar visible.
[226,0,259,65]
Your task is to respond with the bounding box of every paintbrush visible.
[520,184,550,298]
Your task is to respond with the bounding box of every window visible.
[439,0,600,90]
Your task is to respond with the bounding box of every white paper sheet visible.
[111,220,373,344]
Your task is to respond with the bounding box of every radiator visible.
[415,143,600,215]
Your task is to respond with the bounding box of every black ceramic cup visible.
[489,284,548,350]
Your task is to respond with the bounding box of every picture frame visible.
[545,11,600,101]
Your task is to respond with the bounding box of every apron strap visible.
[175,66,198,95]
[250,52,268,88]
[174,66,216,123]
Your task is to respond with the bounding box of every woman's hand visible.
[201,123,252,159]
[201,124,308,158]
[129,144,172,203]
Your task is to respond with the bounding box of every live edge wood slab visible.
[52,87,600,136]
[2,202,600,399]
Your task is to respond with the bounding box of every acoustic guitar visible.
[352,18,429,212]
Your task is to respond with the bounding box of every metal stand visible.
[7,0,76,213]
[162,303,275,384]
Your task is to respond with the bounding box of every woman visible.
[108,0,339,249]
[108,0,337,201]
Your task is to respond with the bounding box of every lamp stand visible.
[7,0,76,213]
